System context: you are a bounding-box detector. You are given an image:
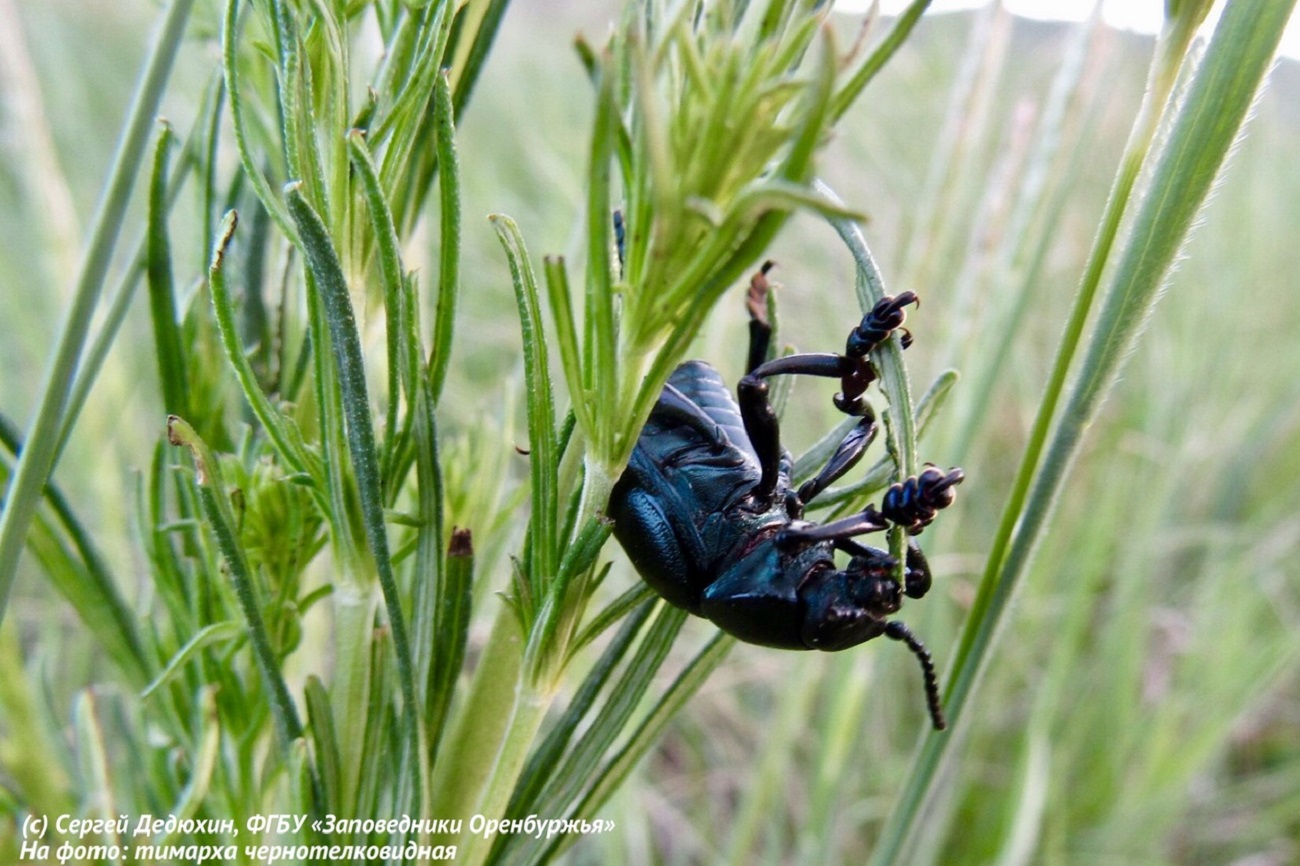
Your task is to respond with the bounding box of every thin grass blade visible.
[0,414,150,686]
[428,70,463,404]
[0,0,197,627]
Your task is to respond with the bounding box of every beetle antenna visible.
[884,621,947,731]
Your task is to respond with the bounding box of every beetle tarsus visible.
[745,262,775,373]
[881,465,966,534]
[846,291,920,358]
[903,541,933,599]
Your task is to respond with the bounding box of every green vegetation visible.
[1,1,1297,864]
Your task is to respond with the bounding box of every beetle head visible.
[799,553,901,652]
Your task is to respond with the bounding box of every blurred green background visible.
[2,1,1298,862]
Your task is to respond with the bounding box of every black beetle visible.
[610,265,963,729]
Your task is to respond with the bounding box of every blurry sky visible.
[836,0,1300,59]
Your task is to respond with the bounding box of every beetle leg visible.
[835,537,931,599]
[739,352,862,506]
[833,538,889,559]
[746,261,775,374]
[775,505,888,547]
[902,541,932,599]
[833,292,922,412]
[747,352,851,381]
[737,374,783,505]
[796,406,877,506]
[846,292,920,357]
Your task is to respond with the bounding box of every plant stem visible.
[329,576,379,817]
[429,604,525,834]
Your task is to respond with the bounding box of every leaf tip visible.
[449,527,473,558]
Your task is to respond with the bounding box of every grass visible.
[2,1,1299,864]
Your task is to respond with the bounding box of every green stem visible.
[956,0,1208,644]
[452,682,552,866]
[430,605,532,842]
[830,0,933,122]
[0,0,196,628]
[329,575,379,817]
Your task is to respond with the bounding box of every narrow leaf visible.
[305,675,342,814]
[491,215,559,588]
[542,257,592,438]
[545,631,734,862]
[284,183,422,803]
[347,129,409,462]
[208,212,317,483]
[166,416,306,752]
[222,0,298,244]
[871,1,1298,861]
[428,70,463,404]
[0,413,150,686]
[832,0,934,121]
[145,122,189,418]
[139,621,243,700]
[525,604,687,830]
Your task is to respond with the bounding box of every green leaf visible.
[427,527,472,760]
[492,596,658,864]
[207,212,318,486]
[585,63,619,458]
[145,122,189,418]
[166,416,307,754]
[831,0,934,121]
[346,128,410,477]
[502,603,689,865]
[222,0,298,245]
[491,215,560,599]
[305,675,342,814]
[153,687,222,846]
[817,181,920,580]
[542,257,592,439]
[284,182,422,805]
[428,70,463,405]
[525,603,687,834]
[0,414,151,687]
[544,630,734,863]
[140,621,243,700]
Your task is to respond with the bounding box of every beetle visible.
[610,264,963,730]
